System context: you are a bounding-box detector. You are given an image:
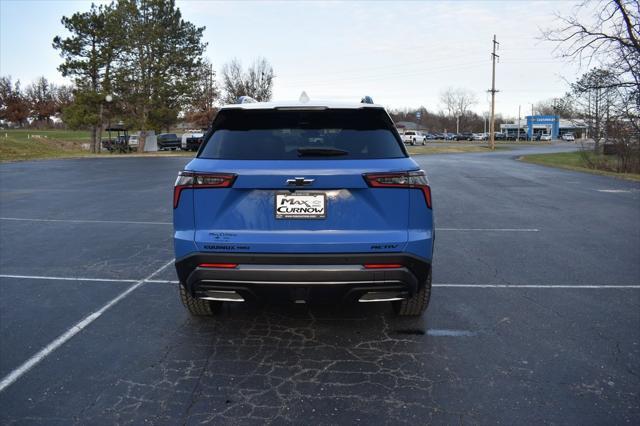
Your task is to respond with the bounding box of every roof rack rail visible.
[237,96,257,104]
[360,96,374,104]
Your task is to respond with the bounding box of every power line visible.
[277,60,488,89]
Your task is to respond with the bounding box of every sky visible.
[0,0,590,118]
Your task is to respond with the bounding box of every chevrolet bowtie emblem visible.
[286,177,315,186]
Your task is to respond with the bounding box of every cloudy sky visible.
[1,0,589,118]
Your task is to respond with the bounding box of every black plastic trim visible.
[175,252,431,302]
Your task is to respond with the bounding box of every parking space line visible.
[0,259,175,393]
[437,228,540,232]
[0,217,540,232]
[2,274,638,289]
[0,217,171,225]
[0,274,138,283]
[434,284,640,288]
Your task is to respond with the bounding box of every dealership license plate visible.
[275,192,326,219]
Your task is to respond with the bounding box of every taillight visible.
[173,171,236,208]
[199,263,238,269]
[363,263,403,269]
[364,170,432,209]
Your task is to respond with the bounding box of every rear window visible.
[199,108,406,160]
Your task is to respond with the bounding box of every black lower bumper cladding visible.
[175,253,431,303]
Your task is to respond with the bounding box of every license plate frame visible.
[275,192,326,220]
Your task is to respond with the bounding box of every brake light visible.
[199,263,238,269]
[173,171,236,208]
[363,263,403,269]
[364,170,432,209]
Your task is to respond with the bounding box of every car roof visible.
[218,100,386,111]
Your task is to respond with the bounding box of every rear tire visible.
[179,284,221,316]
[393,269,431,316]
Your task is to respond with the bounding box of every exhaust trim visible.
[199,290,245,302]
[358,291,408,303]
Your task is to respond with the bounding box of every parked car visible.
[562,133,575,142]
[173,98,434,317]
[181,132,204,151]
[507,132,527,141]
[444,133,457,140]
[425,133,437,140]
[432,132,444,140]
[493,132,506,141]
[456,132,474,141]
[128,135,139,150]
[472,133,486,141]
[401,130,426,145]
[540,133,552,141]
[158,133,181,150]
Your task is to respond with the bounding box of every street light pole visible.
[98,94,113,153]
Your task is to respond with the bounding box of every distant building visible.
[500,115,587,139]
[395,121,419,131]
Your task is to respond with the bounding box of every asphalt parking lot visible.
[1,146,639,424]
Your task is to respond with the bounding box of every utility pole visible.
[517,105,521,142]
[531,103,534,141]
[488,34,499,150]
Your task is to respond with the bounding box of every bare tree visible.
[542,1,639,125]
[221,57,275,104]
[439,87,478,132]
[542,1,638,77]
[543,0,639,169]
[534,97,575,117]
[439,87,478,118]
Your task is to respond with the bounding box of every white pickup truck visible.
[401,131,426,145]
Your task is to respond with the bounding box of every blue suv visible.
[173,98,434,316]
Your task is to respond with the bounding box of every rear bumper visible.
[175,253,431,303]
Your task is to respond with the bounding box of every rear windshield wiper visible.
[297,147,349,157]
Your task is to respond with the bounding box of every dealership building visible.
[500,115,587,139]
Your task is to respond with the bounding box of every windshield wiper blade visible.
[297,147,349,157]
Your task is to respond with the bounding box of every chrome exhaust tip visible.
[199,290,245,302]
[358,291,408,303]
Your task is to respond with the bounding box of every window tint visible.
[199,108,406,160]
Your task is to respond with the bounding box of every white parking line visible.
[0,217,540,232]
[0,217,171,225]
[437,228,540,232]
[0,274,139,283]
[3,275,639,289]
[0,259,175,393]
[434,284,640,288]
[427,329,476,337]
